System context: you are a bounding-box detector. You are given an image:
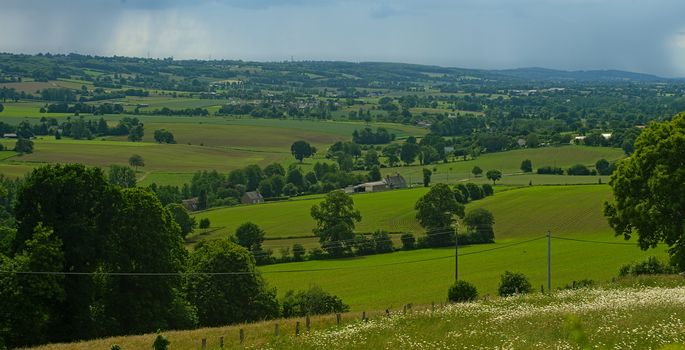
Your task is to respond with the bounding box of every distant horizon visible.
[1,0,684,78]
[3,50,682,80]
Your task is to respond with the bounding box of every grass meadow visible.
[23,276,685,350]
[192,184,612,241]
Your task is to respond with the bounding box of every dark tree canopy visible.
[235,222,265,252]
[185,239,278,326]
[415,183,464,247]
[310,190,361,257]
[108,164,136,188]
[291,140,316,163]
[486,169,502,184]
[166,203,196,239]
[605,112,685,269]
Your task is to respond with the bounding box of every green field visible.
[193,184,612,241]
[381,145,625,185]
[259,231,659,312]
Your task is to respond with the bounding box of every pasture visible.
[381,145,625,185]
[192,184,612,242]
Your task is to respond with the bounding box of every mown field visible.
[24,276,685,350]
[192,184,612,241]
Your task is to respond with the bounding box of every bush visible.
[537,166,564,175]
[498,271,532,296]
[401,233,416,250]
[153,332,170,350]
[618,256,677,277]
[281,285,350,317]
[448,280,478,302]
[292,243,306,261]
[481,184,494,197]
[372,230,394,253]
[560,279,595,290]
[567,164,591,176]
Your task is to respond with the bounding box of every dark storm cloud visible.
[1,0,684,76]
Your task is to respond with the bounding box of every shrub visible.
[372,230,394,253]
[281,285,350,317]
[498,271,532,296]
[111,345,121,350]
[292,243,306,261]
[537,166,564,175]
[567,164,591,176]
[481,184,494,197]
[401,233,416,250]
[152,332,170,350]
[618,256,677,277]
[448,280,478,302]
[561,279,595,290]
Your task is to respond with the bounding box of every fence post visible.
[306,315,311,332]
[239,328,244,344]
[403,304,407,314]
[385,309,390,317]
[295,321,300,336]
[362,311,366,322]
[201,338,206,350]
[336,313,341,325]
[274,322,279,336]
[219,336,224,349]
[432,301,435,314]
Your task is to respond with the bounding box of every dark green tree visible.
[185,239,279,326]
[520,159,533,173]
[486,169,502,185]
[400,142,419,165]
[471,166,483,177]
[415,183,464,247]
[604,113,685,269]
[368,166,381,181]
[14,137,33,154]
[291,140,316,163]
[235,222,265,252]
[128,154,144,171]
[310,191,361,257]
[108,165,136,188]
[422,168,432,187]
[463,208,495,243]
[498,271,532,296]
[127,124,144,142]
[166,203,196,239]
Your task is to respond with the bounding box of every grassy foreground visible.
[24,276,685,350]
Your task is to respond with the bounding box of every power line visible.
[550,235,636,246]
[0,234,547,277]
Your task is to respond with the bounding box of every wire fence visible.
[0,230,639,276]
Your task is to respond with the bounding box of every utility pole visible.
[547,230,551,293]
[455,226,459,282]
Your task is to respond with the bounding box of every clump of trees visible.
[605,113,685,269]
[0,164,350,348]
[448,280,478,302]
[281,285,350,317]
[352,127,394,144]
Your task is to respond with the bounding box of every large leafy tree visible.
[605,113,685,269]
[486,169,502,185]
[14,164,119,341]
[0,226,64,348]
[108,164,136,188]
[235,222,265,252]
[185,239,279,327]
[291,140,316,163]
[415,183,464,247]
[166,203,196,239]
[310,190,361,257]
[104,188,193,334]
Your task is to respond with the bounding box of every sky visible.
[1,0,685,77]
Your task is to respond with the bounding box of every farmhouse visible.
[241,191,264,205]
[181,197,199,211]
[345,174,407,193]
